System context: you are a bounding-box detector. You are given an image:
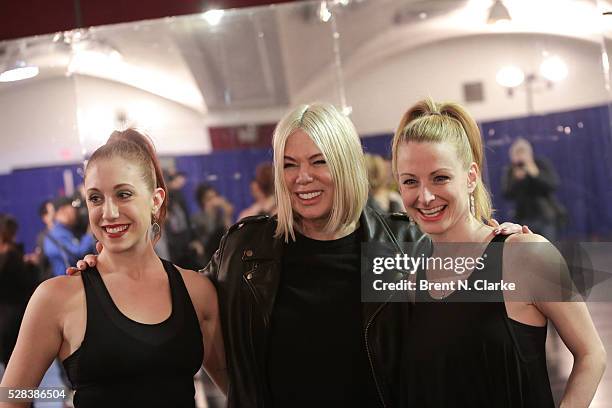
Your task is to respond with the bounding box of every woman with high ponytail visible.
[392,98,604,407]
[391,98,492,223]
[1,129,227,407]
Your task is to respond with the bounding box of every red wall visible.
[0,0,293,41]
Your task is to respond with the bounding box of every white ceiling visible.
[1,0,610,114]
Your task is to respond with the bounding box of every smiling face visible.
[396,141,477,239]
[283,130,335,233]
[85,156,164,253]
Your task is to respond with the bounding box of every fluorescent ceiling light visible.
[0,64,39,82]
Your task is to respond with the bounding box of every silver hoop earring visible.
[151,222,161,237]
[151,212,161,237]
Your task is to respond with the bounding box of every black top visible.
[401,235,554,407]
[267,227,380,407]
[63,259,203,408]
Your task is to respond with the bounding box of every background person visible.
[43,197,96,278]
[191,183,234,267]
[237,162,276,220]
[34,200,55,281]
[0,214,39,368]
[502,138,566,240]
[165,171,198,269]
[365,153,404,214]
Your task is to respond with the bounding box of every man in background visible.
[34,200,54,281]
[165,171,197,269]
[43,197,96,277]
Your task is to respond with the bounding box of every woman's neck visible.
[430,215,493,244]
[97,240,162,280]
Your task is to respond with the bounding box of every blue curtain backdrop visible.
[2,104,611,252]
[481,104,612,239]
[0,164,84,253]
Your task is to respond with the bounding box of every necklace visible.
[428,277,455,300]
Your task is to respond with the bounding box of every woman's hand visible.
[489,219,532,235]
[65,242,103,275]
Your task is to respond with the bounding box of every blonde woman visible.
[392,99,605,407]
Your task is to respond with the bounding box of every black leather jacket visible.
[204,206,428,408]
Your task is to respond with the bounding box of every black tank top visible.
[62,259,204,408]
[401,235,554,407]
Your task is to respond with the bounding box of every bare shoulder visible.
[502,233,560,278]
[504,232,553,263]
[502,232,569,297]
[33,275,84,304]
[25,275,84,324]
[177,266,216,294]
[176,266,218,321]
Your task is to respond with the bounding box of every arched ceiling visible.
[1,0,611,114]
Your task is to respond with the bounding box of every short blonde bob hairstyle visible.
[391,98,493,222]
[273,103,368,242]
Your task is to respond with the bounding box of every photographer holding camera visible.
[502,138,566,240]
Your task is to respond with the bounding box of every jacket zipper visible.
[364,302,388,408]
[244,264,268,407]
[365,212,404,408]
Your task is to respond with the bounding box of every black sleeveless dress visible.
[62,259,204,408]
[401,235,555,407]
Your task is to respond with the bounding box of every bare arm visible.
[178,269,228,395]
[199,278,228,394]
[539,300,606,407]
[509,235,606,407]
[0,280,66,408]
